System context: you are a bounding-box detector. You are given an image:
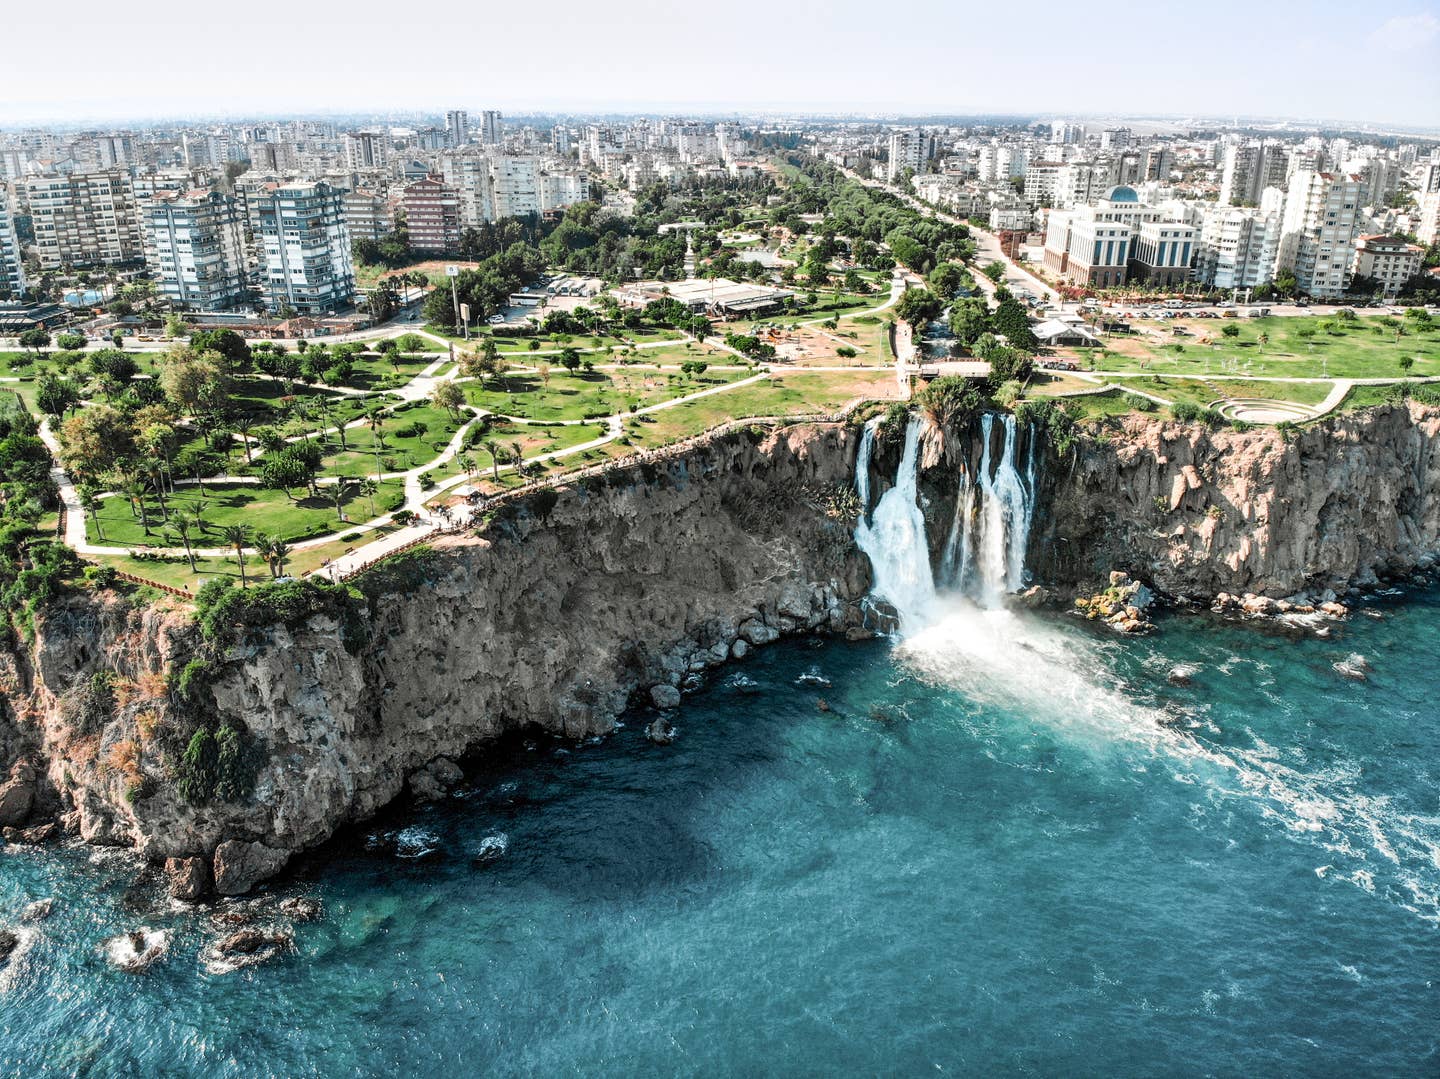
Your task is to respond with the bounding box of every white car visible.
[487,315,504,325]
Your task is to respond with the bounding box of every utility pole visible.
[446,264,460,331]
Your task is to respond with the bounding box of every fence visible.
[114,570,192,598]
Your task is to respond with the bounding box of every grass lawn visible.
[1105,376,1334,409]
[462,368,748,422]
[1078,315,1440,379]
[624,371,900,447]
[315,403,467,478]
[1337,383,1436,412]
[1051,388,1145,422]
[85,478,407,549]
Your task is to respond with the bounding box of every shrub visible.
[174,722,261,804]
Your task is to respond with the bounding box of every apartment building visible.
[403,176,462,253]
[886,129,935,181]
[1418,191,1440,246]
[1276,171,1364,299]
[0,189,26,298]
[343,189,391,242]
[446,110,470,148]
[1195,206,1282,289]
[1023,161,1064,207]
[143,190,250,310]
[26,169,143,268]
[480,110,503,147]
[491,155,540,218]
[1218,142,1288,206]
[250,181,354,314]
[538,170,588,213]
[345,131,389,172]
[1352,234,1423,297]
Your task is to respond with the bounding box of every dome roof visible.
[1103,185,1140,203]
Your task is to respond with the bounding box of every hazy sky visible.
[4,0,1438,128]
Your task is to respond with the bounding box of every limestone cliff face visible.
[1031,402,1440,599]
[6,405,1440,890]
[0,423,870,884]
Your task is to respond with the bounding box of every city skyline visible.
[3,0,1438,129]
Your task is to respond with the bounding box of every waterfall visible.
[854,416,878,520]
[854,417,937,630]
[853,409,1040,634]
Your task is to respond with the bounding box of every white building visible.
[1418,191,1440,246]
[26,169,144,268]
[490,155,539,218]
[143,191,250,310]
[887,129,935,181]
[0,189,26,298]
[1218,142,1288,206]
[1353,234,1423,297]
[1276,171,1365,298]
[446,110,470,148]
[480,110,503,147]
[1195,206,1283,289]
[344,131,389,171]
[251,181,354,314]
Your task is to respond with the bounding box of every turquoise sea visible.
[2,593,1438,1076]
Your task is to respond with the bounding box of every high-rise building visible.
[251,181,354,314]
[886,129,934,181]
[142,190,250,310]
[343,190,391,243]
[1195,206,1283,289]
[1276,171,1365,298]
[480,110,503,146]
[1417,191,1440,246]
[550,126,572,156]
[446,110,470,148]
[345,131,389,171]
[402,176,462,252]
[1219,142,1288,206]
[490,155,538,218]
[26,169,143,268]
[0,189,26,299]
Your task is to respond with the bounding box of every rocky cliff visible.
[5,403,1440,893]
[0,423,870,894]
[1032,402,1440,601]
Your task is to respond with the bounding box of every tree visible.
[260,452,309,501]
[328,478,352,521]
[559,347,581,373]
[1400,356,1415,375]
[948,298,990,348]
[18,329,51,356]
[54,332,86,351]
[990,298,1037,350]
[916,376,986,429]
[430,380,465,420]
[269,539,292,579]
[78,486,104,541]
[222,525,251,587]
[1257,332,1270,351]
[60,405,137,479]
[483,439,503,480]
[537,361,551,387]
[167,511,199,572]
[927,262,969,301]
[1221,324,1241,339]
[895,287,943,333]
[982,261,1005,284]
[458,453,477,478]
[88,348,139,387]
[159,349,228,414]
[360,477,379,517]
[36,376,81,422]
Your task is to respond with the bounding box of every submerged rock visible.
[205,927,295,973]
[278,897,323,922]
[726,674,762,695]
[21,899,55,923]
[1167,664,1200,687]
[104,928,170,973]
[1333,653,1371,682]
[472,834,509,865]
[795,668,832,688]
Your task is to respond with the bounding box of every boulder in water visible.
[646,716,677,745]
[730,639,749,661]
[1167,664,1200,687]
[1333,654,1371,682]
[845,626,877,642]
[165,856,211,901]
[472,834,509,865]
[795,668,832,688]
[213,840,290,896]
[104,928,170,973]
[1320,601,1349,618]
[21,899,55,923]
[278,897,323,922]
[206,927,295,973]
[650,684,681,710]
[0,928,17,964]
[739,619,780,646]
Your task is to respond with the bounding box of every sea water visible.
[2,594,1439,1075]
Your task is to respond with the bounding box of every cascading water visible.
[854,417,937,630]
[853,409,1039,631]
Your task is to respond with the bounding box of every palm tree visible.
[360,477,379,518]
[458,453,477,478]
[222,524,251,587]
[483,439,502,481]
[252,532,277,578]
[269,539,292,579]
[126,477,152,534]
[329,478,351,522]
[146,464,170,522]
[79,486,103,541]
[168,511,198,572]
[1257,332,1270,352]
